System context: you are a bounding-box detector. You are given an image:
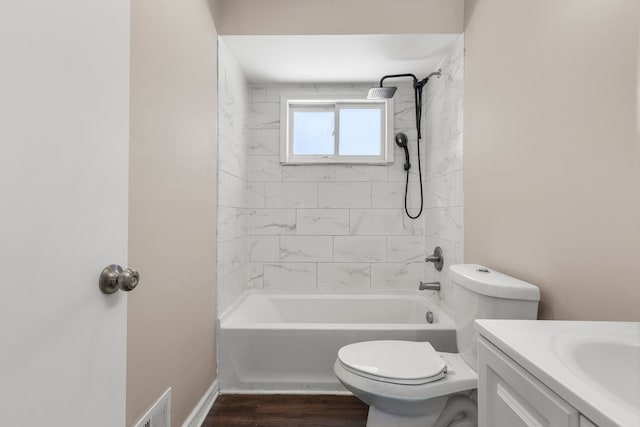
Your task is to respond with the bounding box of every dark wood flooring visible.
[202,394,368,427]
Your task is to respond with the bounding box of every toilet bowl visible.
[333,264,540,427]
[334,342,477,427]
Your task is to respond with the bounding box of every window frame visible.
[280,94,394,165]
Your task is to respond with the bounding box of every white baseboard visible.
[181,379,219,427]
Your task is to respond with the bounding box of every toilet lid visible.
[338,340,447,385]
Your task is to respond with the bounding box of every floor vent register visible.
[134,388,171,427]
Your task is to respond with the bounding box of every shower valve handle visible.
[425,247,444,271]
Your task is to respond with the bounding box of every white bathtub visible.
[218,291,456,393]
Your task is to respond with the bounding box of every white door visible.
[0,1,130,426]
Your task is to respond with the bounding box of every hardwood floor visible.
[202,394,368,427]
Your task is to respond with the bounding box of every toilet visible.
[334,264,540,427]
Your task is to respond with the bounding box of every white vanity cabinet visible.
[478,336,585,427]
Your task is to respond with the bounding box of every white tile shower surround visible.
[247,83,428,294]
[422,35,465,306]
[296,209,349,235]
[218,41,251,313]
[217,35,464,313]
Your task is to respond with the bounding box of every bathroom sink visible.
[477,320,640,426]
[553,325,640,410]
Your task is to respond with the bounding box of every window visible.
[280,94,394,164]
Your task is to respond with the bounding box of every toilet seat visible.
[334,351,478,407]
[337,340,447,385]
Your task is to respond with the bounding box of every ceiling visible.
[221,34,460,84]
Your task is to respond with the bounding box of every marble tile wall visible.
[246,83,428,293]
[217,38,464,312]
[422,35,465,309]
[217,41,250,313]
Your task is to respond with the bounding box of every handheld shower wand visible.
[395,132,410,171]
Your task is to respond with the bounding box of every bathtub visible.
[218,291,456,393]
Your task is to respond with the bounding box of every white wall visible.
[422,36,465,306]
[217,40,251,313]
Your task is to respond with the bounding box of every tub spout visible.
[419,281,440,291]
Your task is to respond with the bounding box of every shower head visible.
[367,86,397,100]
[395,132,408,148]
[368,73,417,100]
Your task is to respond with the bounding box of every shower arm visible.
[378,70,441,90]
[378,73,417,88]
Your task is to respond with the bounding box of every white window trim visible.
[280,93,394,165]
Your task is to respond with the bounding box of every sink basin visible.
[553,324,640,410]
[570,340,640,408]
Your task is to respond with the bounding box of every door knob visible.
[99,264,140,294]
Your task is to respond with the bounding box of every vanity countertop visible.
[475,319,640,427]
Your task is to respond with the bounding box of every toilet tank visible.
[449,264,540,370]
